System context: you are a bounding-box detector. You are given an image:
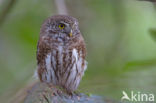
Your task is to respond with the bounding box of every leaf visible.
[149,28,156,42]
[123,59,156,71]
[138,0,156,2]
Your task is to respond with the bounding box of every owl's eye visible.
[58,24,65,29]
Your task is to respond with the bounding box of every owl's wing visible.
[78,34,87,58]
[36,37,51,65]
[36,37,51,81]
[76,35,88,73]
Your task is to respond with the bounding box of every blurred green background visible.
[0,0,156,102]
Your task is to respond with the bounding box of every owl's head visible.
[40,15,80,40]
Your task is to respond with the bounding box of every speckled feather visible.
[36,15,87,92]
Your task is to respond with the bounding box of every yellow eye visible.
[59,24,65,29]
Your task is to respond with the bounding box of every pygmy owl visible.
[37,15,87,93]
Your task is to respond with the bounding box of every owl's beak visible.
[69,30,72,37]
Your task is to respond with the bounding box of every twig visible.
[0,0,17,26]
[42,93,49,103]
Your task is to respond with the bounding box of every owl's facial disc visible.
[58,21,73,37]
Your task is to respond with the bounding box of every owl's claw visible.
[67,91,80,97]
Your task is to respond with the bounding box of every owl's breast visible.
[41,45,87,90]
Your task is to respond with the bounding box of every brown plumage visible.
[36,15,87,93]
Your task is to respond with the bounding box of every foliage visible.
[0,0,156,102]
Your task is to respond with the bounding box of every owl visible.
[36,15,87,93]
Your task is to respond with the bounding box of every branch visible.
[54,0,68,15]
[138,0,156,2]
[24,82,106,103]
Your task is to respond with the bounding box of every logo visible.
[121,91,154,102]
